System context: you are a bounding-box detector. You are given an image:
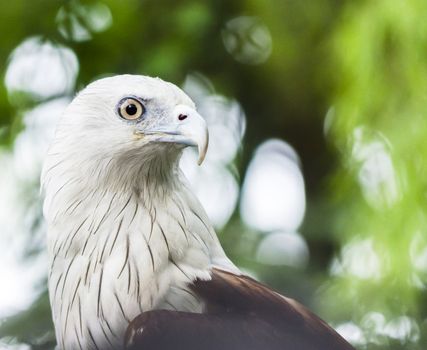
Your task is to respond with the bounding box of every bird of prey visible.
[41,75,355,350]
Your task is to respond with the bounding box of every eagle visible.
[41,75,355,350]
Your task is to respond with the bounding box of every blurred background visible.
[1,0,427,349]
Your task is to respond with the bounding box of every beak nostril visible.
[178,114,188,121]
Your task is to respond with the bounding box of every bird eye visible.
[118,98,145,121]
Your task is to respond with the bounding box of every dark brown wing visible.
[125,268,355,350]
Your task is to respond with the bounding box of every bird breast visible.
[47,185,217,350]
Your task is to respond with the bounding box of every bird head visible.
[44,75,208,191]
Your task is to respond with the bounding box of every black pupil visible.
[126,104,138,116]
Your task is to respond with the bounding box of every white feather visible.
[42,75,237,350]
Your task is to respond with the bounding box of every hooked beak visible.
[138,105,209,165]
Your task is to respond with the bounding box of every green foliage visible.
[317,1,427,347]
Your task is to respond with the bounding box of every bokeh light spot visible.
[335,322,366,346]
[180,151,239,229]
[331,238,383,280]
[256,231,309,268]
[351,127,400,210]
[5,37,78,102]
[240,139,305,233]
[56,1,113,42]
[222,16,272,65]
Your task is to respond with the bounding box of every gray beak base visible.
[139,106,209,165]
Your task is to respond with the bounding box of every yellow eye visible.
[118,98,145,120]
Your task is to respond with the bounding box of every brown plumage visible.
[125,268,355,350]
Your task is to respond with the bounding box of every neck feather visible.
[43,145,232,350]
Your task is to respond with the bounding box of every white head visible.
[42,74,208,200]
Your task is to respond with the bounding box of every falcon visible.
[41,75,355,350]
